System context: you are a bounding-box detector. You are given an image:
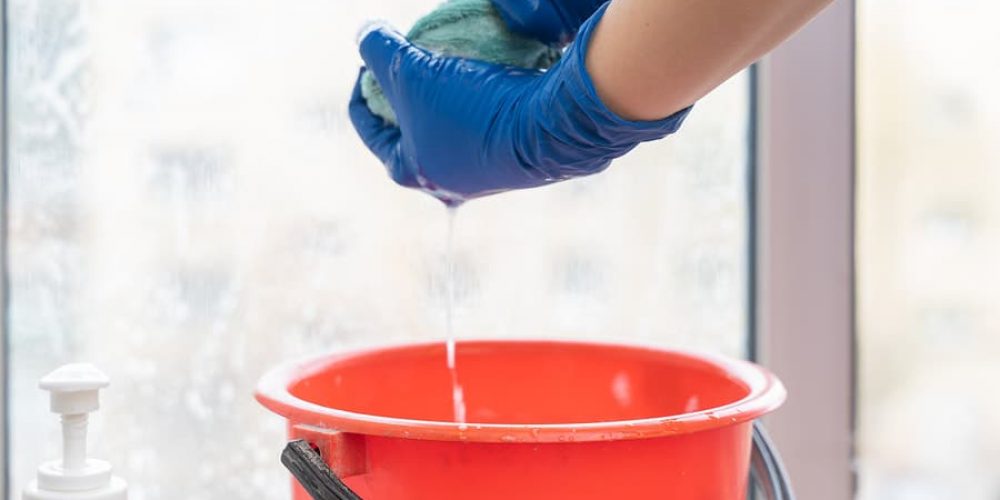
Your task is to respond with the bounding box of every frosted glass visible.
[858,0,1000,498]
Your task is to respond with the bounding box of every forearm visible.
[586,0,834,120]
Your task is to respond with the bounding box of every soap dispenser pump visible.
[23,363,128,500]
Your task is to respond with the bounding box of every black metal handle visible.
[282,440,363,500]
[750,421,796,500]
[284,421,795,500]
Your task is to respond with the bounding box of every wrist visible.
[569,5,692,137]
[521,3,691,178]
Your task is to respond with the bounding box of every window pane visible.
[8,1,750,497]
[858,0,1000,498]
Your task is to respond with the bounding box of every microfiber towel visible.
[361,0,562,125]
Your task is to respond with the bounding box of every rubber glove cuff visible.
[518,2,693,181]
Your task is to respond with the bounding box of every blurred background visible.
[856,0,1000,497]
[4,0,998,499]
[7,1,749,498]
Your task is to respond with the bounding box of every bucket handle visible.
[750,421,796,500]
[282,421,796,500]
[282,440,363,500]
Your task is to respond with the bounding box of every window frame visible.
[1,0,9,494]
[753,0,857,499]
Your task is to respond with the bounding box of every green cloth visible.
[361,0,562,125]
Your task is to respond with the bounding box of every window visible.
[6,1,752,497]
[857,0,1000,498]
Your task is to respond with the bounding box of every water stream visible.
[443,206,467,426]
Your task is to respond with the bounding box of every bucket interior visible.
[289,341,750,424]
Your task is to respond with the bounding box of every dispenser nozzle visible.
[23,364,127,500]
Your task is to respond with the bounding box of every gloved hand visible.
[491,0,607,45]
[349,3,692,205]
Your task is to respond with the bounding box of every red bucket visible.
[256,340,786,500]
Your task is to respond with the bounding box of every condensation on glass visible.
[7,1,750,498]
[858,0,1000,498]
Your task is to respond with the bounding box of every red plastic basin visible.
[256,340,785,500]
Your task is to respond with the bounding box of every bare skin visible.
[587,0,834,120]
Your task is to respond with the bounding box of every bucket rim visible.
[255,339,786,443]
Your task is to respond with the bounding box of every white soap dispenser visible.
[23,363,128,500]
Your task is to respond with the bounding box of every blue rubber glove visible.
[491,0,606,45]
[349,3,692,205]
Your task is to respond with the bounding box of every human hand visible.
[491,0,608,45]
[349,4,691,204]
